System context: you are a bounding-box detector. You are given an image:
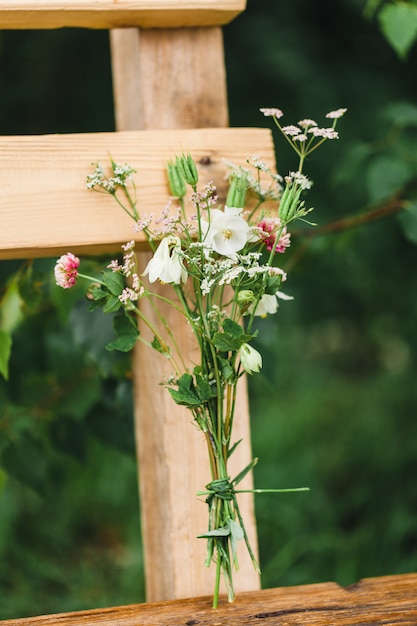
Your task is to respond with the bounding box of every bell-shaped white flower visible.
[143,236,187,284]
[239,343,262,375]
[251,293,279,317]
[249,290,293,317]
[201,206,250,258]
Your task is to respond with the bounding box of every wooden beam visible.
[0,127,275,260]
[110,26,261,600]
[2,573,417,625]
[110,28,229,131]
[0,1,246,29]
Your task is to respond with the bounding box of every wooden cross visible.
[0,0,265,604]
[1,2,416,624]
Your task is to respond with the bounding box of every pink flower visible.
[253,217,291,253]
[54,253,80,289]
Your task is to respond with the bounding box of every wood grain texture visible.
[0,128,275,260]
[133,273,259,600]
[2,573,417,625]
[110,26,260,600]
[110,27,229,130]
[0,1,246,29]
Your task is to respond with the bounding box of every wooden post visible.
[110,26,260,600]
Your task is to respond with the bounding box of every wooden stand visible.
[0,1,415,623]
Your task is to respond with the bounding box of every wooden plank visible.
[110,27,261,600]
[110,27,229,131]
[0,127,275,260]
[134,282,259,600]
[2,573,417,625]
[0,1,246,29]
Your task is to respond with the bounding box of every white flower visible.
[251,293,279,317]
[239,343,262,375]
[276,290,294,302]
[143,236,187,284]
[201,206,250,258]
[325,108,347,119]
[249,290,293,317]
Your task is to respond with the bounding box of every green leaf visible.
[0,329,12,380]
[112,313,139,341]
[197,527,230,538]
[378,2,417,59]
[107,311,140,350]
[106,335,138,352]
[102,271,125,296]
[363,0,385,18]
[232,457,258,486]
[228,518,244,564]
[167,373,201,407]
[86,283,107,302]
[223,318,244,337]
[195,374,216,402]
[103,294,122,313]
[366,154,413,203]
[227,438,242,458]
[0,279,23,333]
[213,318,253,352]
[151,335,170,356]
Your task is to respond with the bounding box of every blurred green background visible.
[1,0,417,619]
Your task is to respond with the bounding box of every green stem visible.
[213,551,222,609]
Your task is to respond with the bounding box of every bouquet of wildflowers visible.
[55,107,346,607]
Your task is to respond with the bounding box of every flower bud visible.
[237,289,254,305]
[239,343,262,375]
[176,153,199,186]
[278,181,303,222]
[167,160,186,198]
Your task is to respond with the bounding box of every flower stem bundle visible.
[55,108,346,607]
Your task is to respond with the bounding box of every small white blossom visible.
[308,127,339,140]
[298,119,317,128]
[325,108,347,119]
[249,286,292,317]
[143,236,187,284]
[250,294,279,317]
[282,125,302,136]
[286,171,312,190]
[239,343,262,375]
[260,107,284,118]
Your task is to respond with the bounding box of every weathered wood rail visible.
[2,574,417,625]
[0,1,246,29]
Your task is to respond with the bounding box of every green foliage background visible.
[1,0,417,618]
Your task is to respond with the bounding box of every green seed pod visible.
[226,171,248,209]
[176,153,199,186]
[167,160,186,198]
